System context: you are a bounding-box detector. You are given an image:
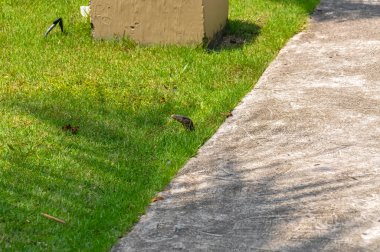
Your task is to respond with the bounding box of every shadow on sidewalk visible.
[313,1,380,22]
[271,0,380,21]
[114,148,378,250]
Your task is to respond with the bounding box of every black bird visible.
[171,114,195,131]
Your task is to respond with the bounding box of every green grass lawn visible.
[0,0,319,250]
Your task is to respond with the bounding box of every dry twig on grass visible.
[41,213,66,224]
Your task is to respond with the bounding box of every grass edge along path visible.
[0,0,319,250]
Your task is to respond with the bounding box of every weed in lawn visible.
[0,0,319,250]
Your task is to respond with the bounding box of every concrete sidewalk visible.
[114,0,380,251]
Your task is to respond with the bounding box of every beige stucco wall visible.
[203,0,229,40]
[91,0,228,45]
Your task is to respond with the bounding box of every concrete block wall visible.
[90,0,228,45]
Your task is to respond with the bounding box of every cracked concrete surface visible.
[113,0,380,251]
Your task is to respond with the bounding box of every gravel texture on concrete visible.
[113,0,380,251]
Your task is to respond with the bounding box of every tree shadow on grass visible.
[208,19,261,51]
[0,89,205,250]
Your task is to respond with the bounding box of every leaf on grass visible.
[71,126,79,134]
[62,124,79,134]
[62,124,72,131]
